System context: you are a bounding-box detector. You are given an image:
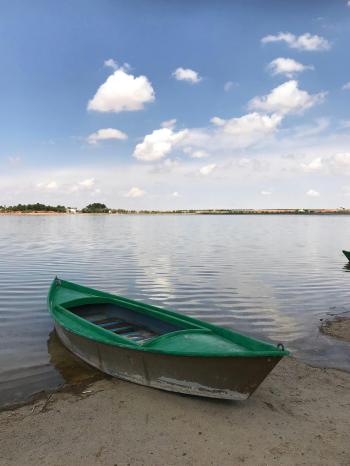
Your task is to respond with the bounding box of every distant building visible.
[67,207,77,214]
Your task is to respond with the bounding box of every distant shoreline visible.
[1,209,350,216]
[0,211,66,216]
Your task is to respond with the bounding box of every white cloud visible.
[199,164,216,176]
[300,153,350,175]
[261,32,330,51]
[87,128,128,145]
[261,190,272,195]
[172,67,202,84]
[70,178,97,193]
[301,157,323,172]
[183,147,209,158]
[133,127,188,162]
[124,186,146,198]
[161,119,177,129]
[292,118,329,139]
[87,66,155,113]
[104,58,118,70]
[79,178,95,188]
[267,57,313,78]
[249,80,325,115]
[210,112,283,146]
[306,189,320,197]
[172,191,179,197]
[328,152,350,172]
[37,181,58,190]
[224,81,236,92]
[342,82,350,91]
[191,150,209,159]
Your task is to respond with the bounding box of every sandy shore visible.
[320,316,350,342]
[1,357,350,466]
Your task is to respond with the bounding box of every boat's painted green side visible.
[48,278,288,359]
[343,250,350,261]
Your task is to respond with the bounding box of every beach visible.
[1,356,350,466]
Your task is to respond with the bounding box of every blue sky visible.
[1,0,350,208]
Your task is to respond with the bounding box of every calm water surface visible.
[1,214,350,407]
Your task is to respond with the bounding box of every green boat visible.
[343,250,350,261]
[48,278,288,400]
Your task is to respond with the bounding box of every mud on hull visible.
[55,324,281,400]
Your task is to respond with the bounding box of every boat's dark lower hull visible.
[343,250,350,261]
[55,323,281,400]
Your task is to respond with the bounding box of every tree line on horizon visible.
[1,203,349,215]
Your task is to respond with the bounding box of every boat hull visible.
[343,250,350,261]
[55,323,281,400]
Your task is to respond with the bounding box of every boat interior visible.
[68,302,187,344]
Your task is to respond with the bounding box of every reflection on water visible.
[1,214,350,408]
[47,330,103,386]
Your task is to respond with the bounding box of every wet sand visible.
[1,356,350,466]
[320,316,350,342]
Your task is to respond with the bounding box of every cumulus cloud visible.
[199,164,216,175]
[87,66,155,113]
[133,127,188,162]
[87,128,128,145]
[342,82,350,91]
[249,80,325,115]
[124,186,146,198]
[267,57,313,78]
[172,67,202,84]
[261,32,330,51]
[104,58,118,70]
[306,189,320,197]
[172,191,179,197]
[210,112,283,146]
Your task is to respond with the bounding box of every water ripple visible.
[1,214,350,407]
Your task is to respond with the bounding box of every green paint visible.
[48,278,289,358]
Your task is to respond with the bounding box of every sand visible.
[320,316,350,343]
[1,357,350,466]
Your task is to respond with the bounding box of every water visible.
[1,214,350,408]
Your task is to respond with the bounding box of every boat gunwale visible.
[48,278,289,358]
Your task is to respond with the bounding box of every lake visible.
[1,214,350,408]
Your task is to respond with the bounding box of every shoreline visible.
[2,210,350,216]
[1,356,350,465]
[320,316,350,343]
[0,211,67,216]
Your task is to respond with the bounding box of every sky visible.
[1,0,350,209]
